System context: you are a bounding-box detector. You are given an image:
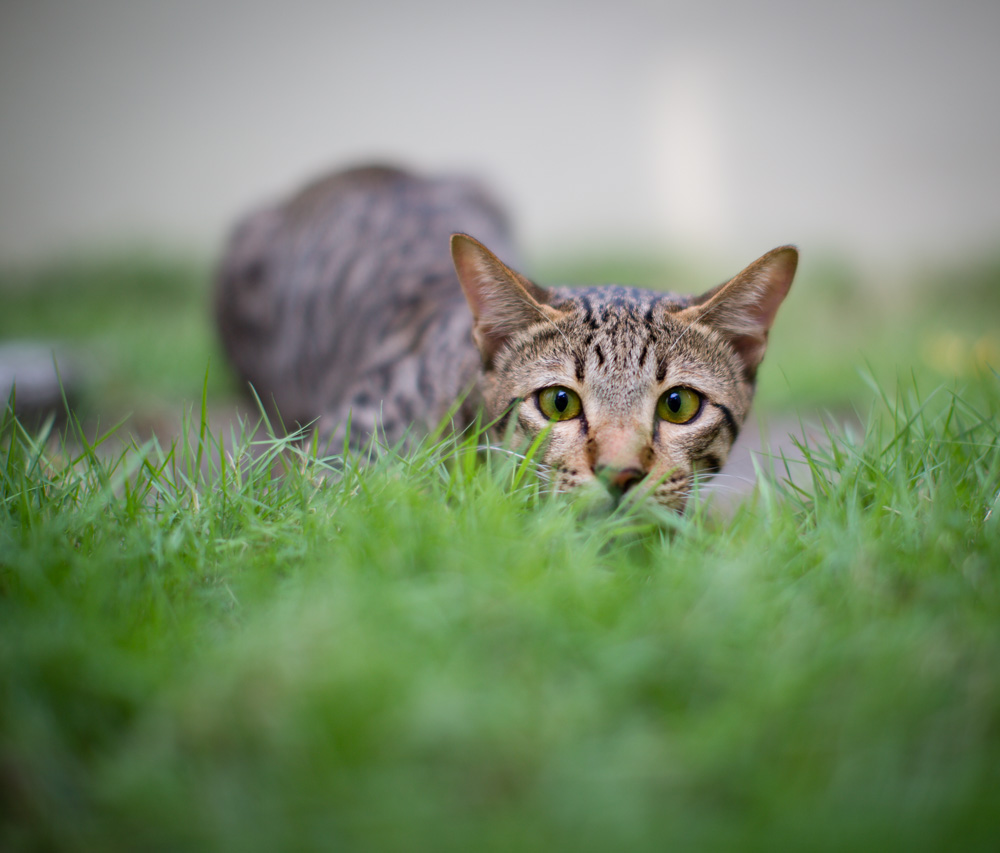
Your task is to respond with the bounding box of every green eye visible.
[538,386,582,421]
[657,387,701,424]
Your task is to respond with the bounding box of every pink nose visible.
[596,466,646,496]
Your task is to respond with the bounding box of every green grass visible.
[1,369,999,851]
[2,249,1000,849]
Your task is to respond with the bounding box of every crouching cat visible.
[216,165,796,512]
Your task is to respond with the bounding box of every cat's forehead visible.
[494,284,741,400]
[548,285,690,318]
[546,286,703,359]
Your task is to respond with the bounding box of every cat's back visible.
[216,165,515,430]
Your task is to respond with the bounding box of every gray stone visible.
[0,340,86,417]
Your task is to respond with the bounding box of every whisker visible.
[694,484,746,497]
[701,483,754,495]
[529,302,575,353]
[476,442,552,470]
[477,444,530,461]
[663,319,699,360]
[707,471,758,486]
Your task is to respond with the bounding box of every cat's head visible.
[451,234,797,513]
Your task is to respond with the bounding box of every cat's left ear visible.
[451,233,562,367]
[681,245,797,380]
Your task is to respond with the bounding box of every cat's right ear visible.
[451,233,560,366]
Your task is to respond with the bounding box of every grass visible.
[1,368,999,851]
[1,250,999,849]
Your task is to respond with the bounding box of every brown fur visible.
[216,165,796,512]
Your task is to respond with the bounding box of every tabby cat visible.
[216,165,796,512]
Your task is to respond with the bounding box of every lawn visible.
[1,250,999,850]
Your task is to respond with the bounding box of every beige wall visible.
[1,0,998,268]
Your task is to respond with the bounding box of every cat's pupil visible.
[555,390,569,412]
[667,391,682,413]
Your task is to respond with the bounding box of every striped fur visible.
[217,165,796,512]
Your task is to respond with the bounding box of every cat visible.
[216,165,796,512]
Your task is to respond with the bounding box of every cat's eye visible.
[657,387,702,424]
[537,386,582,421]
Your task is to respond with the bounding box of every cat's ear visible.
[682,245,797,380]
[451,233,561,366]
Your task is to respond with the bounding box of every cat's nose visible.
[597,465,646,496]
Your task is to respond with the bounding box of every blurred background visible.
[1,0,998,432]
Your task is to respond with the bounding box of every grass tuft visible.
[2,371,999,850]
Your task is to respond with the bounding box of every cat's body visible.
[216,166,512,443]
[217,165,796,512]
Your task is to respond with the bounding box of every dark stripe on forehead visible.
[656,356,668,383]
[574,350,585,381]
[524,325,562,349]
[579,295,599,329]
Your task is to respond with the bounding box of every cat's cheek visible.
[653,481,692,514]
[535,429,594,494]
[547,466,616,512]
[643,454,695,513]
